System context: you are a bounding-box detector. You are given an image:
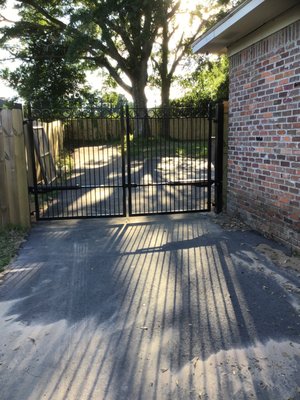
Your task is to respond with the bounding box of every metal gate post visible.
[125,104,132,216]
[26,104,40,220]
[120,105,127,216]
[214,102,224,213]
[207,103,213,212]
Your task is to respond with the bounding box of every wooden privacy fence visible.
[65,117,215,142]
[65,118,122,142]
[25,120,64,185]
[150,117,215,140]
[0,108,30,228]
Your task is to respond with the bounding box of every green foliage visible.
[150,0,236,107]
[0,225,27,272]
[173,56,229,107]
[128,136,208,159]
[0,0,166,110]
[0,25,98,111]
[1,20,127,115]
[100,92,127,108]
[0,0,236,112]
[56,149,74,178]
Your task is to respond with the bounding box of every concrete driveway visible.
[0,214,299,400]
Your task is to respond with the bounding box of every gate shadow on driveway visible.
[0,214,300,400]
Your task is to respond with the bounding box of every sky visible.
[0,0,210,105]
[0,0,20,98]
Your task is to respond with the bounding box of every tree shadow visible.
[0,217,300,399]
[128,138,214,214]
[36,137,214,218]
[38,144,125,218]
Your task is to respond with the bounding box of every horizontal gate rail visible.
[125,180,214,187]
[29,184,126,192]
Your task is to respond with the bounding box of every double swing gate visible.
[27,104,224,220]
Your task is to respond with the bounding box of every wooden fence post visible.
[0,112,9,226]
[0,108,30,228]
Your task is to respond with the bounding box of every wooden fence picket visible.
[0,108,30,228]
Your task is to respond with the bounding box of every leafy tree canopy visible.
[172,55,229,107]
[0,0,239,113]
[1,29,95,111]
[150,0,234,107]
[0,0,166,111]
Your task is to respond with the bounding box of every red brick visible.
[228,20,300,251]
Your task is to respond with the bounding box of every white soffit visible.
[192,0,300,54]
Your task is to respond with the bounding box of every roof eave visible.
[192,0,300,54]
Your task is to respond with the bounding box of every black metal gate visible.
[125,105,214,215]
[28,104,223,220]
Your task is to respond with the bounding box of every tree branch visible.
[18,0,67,29]
[84,54,132,94]
[18,1,135,82]
[109,16,135,55]
[0,13,17,24]
[100,27,130,74]
[167,1,180,20]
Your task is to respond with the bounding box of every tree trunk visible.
[131,75,150,137]
[161,79,171,109]
[160,15,171,137]
[160,14,170,108]
[161,77,171,138]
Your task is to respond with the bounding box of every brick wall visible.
[227,20,300,251]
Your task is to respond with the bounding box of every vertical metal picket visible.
[27,104,40,220]
[125,104,132,216]
[120,105,127,216]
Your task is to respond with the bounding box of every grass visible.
[63,136,209,160]
[56,149,74,178]
[128,136,208,159]
[0,226,27,272]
